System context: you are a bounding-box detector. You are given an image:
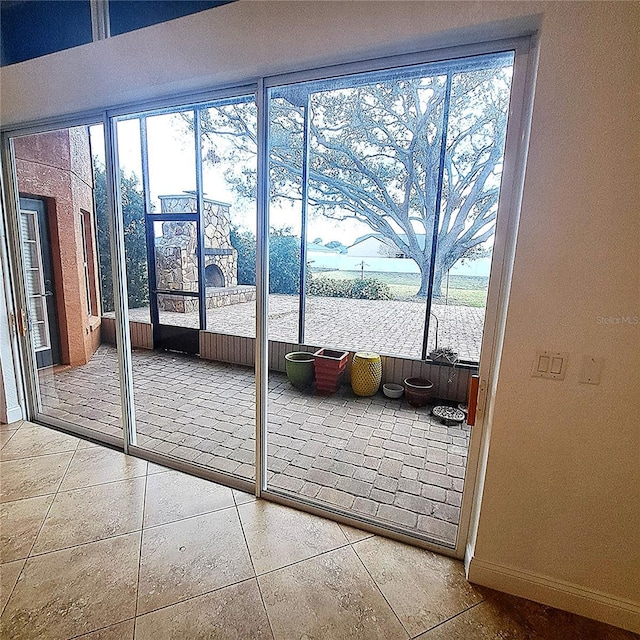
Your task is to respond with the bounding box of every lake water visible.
[307,252,491,277]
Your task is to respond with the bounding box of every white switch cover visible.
[532,350,568,380]
[579,355,604,385]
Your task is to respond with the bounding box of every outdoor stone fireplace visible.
[155,194,255,312]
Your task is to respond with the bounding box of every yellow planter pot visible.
[351,351,382,397]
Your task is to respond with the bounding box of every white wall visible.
[1,1,638,631]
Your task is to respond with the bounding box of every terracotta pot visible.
[313,348,349,394]
[403,377,434,408]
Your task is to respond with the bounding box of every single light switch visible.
[532,350,568,380]
[550,357,563,375]
[537,356,550,373]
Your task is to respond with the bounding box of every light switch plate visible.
[579,355,604,385]
[532,350,568,380]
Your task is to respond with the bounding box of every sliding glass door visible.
[110,95,258,485]
[3,37,530,555]
[263,51,515,547]
[7,124,124,445]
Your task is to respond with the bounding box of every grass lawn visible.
[311,270,489,307]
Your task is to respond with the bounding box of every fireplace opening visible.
[205,263,225,287]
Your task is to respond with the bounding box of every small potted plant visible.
[313,348,349,394]
[428,346,459,365]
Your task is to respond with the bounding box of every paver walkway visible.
[39,345,470,545]
[117,295,485,361]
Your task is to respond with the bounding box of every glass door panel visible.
[11,124,123,442]
[265,51,515,547]
[115,95,258,484]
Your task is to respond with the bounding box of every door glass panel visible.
[266,51,514,547]
[114,95,257,483]
[12,125,123,441]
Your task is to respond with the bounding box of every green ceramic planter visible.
[284,352,316,391]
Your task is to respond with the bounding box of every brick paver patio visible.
[117,294,485,361]
[39,345,470,545]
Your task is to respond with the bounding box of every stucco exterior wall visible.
[13,128,101,366]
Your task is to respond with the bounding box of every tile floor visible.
[1,421,635,639]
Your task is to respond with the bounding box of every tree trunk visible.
[416,266,430,297]
[416,262,444,298]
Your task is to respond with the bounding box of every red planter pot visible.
[313,348,349,394]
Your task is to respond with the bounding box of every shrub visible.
[350,278,392,300]
[307,277,392,300]
[307,277,351,298]
[230,226,301,294]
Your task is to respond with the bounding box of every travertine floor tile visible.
[147,462,170,474]
[137,508,253,614]
[415,590,639,639]
[135,579,273,639]
[0,559,25,615]
[143,470,234,528]
[0,452,73,503]
[353,535,482,636]
[232,488,256,505]
[0,429,18,448]
[59,446,147,491]
[75,619,135,639]
[0,424,78,460]
[1,494,54,562]
[238,500,349,574]
[0,532,140,639]
[339,522,375,543]
[32,478,145,554]
[0,421,23,432]
[258,546,409,640]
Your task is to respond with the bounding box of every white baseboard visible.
[466,555,640,634]
[2,403,23,425]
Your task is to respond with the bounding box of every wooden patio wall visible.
[101,318,474,403]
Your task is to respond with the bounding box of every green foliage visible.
[230,226,301,294]
[230,227,256,286]
[308,277,392,300]
[269,231,300,294]
[350,278,392,300]
[324,240,347,254]
[94,161,148,312]
[307,277,352,298]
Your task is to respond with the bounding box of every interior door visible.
[19,197,61,368]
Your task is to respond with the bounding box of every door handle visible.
[16,308,28,337]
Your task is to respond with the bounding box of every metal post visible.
[297,93,311,345]
[104,115,137,450]
[139,118,159,331]
[255,82,270,497]
[194,110,207,332]
[421,72,453,360]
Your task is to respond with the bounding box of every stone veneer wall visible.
[155,195,238,312]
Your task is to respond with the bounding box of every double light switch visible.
[532,350,568,380]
